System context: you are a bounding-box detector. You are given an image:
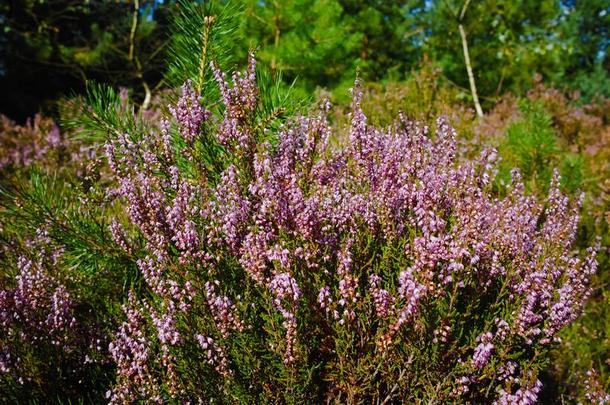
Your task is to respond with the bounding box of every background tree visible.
[1,0,609,120]
[424,0,567,107]
[0,0,170,121]
[238,0,425,101]
[559,0,610,100]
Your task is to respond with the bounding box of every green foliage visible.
[238,0,425,102]
[559,0,610,99]
[2,0,609,120]
[0,0,169,120]
[166,0,242,96]
[570,63,610,102]
[425,0,567,103]
[495,100,584,194]
[239,0,359,97]
[0,171,136,401]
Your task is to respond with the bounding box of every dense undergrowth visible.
[0,53,609,403]
[1,2,610,403]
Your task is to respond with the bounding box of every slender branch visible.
[128,0,139,62]
[141,80,152,110]
[135,52,151,110]
[380,368,406,405]
[459,0,472,20]
[442,0,483,116]
[142,39,170,64]
[403,27,424,41]
[247,8,267,25]
[130,0,150,111]
[442,0,458,18]
[458,23,483,117]
[495,68,506,97]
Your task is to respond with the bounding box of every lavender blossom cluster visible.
[0,114,61,169]
[0,113,97,173]
[101,55,599,403]
[0,229,108,395]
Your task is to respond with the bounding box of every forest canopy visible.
[1,0,608,121]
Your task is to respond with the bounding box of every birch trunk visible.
[458,23,484,117]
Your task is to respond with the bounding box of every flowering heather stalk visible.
[0,228,111,399]
[211,52,258,157]
[169,80,209,145]
[496,373,543,405]
[584,368,610,404]
[472,332,494,369]
[0,114,62,169]
[107,292,161,404]
[204,280,244,339]
[368,274,395,318]
[269,272,301,365]
[196,335,231,378]
[102,55,599,403]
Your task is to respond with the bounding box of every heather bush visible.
[328,60,476,136]
[0,114,64,171]
[92,56,598,403]
[0,162,141,400]
[0,93,138,400]
[0,64,600,403]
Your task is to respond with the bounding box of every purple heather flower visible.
[369,274,395,318]
[472,332,494,369]
[204,281,244,339]
[196,335,231,377]
[168,80,209,144]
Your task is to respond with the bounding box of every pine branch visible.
[166,0,243,101]
[0,171,131,266]
[60,82,147,143]
[254,69,308,136]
